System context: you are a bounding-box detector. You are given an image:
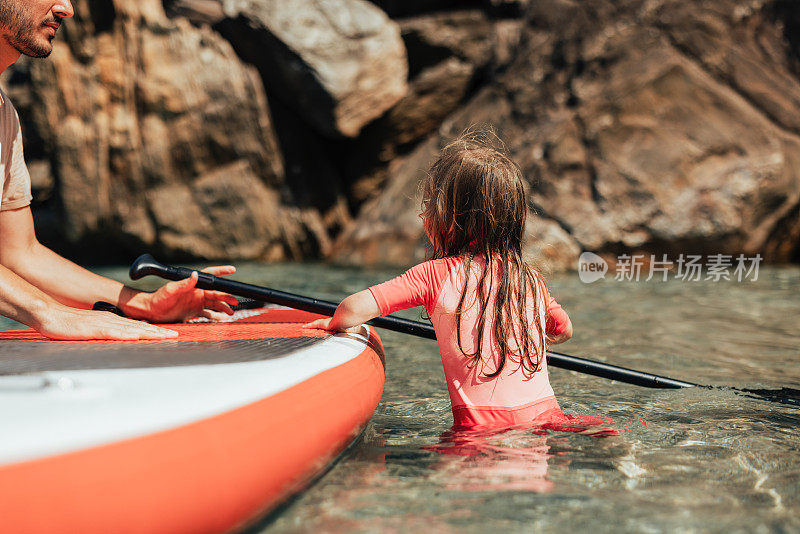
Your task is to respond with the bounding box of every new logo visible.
[578,252,608,283]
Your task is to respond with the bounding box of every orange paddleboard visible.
[0,308,385,534]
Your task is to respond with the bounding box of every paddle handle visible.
[129,254,698,389]
[129,254,437,339]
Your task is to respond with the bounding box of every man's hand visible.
[36,305,178,341]
[121,266,240,323]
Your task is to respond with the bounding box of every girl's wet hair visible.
[422,131,547,377]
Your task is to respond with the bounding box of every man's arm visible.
[0,260,179,340]
[0,206,237,338]
[0,206,141,309]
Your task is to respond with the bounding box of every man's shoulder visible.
[0,87,21,128]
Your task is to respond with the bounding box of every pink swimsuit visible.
[369,255,571,430]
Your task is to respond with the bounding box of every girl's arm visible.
[304,290,381,332]
[306,260,442,333]
[545,291,573,344]
[546,316,573,344]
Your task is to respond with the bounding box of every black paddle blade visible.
[739,387,800,407]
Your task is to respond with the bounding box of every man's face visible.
[0,1,74,58]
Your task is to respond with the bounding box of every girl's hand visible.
[304,290,380,333]
[303,317,364,334]
[304,317,333,330]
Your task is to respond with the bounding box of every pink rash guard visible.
[369,255,571,429]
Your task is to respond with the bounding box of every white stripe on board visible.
[0,328,373,465]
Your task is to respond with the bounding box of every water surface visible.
[4,263,797,532]
[251,264,800,533]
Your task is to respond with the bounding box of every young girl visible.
[306,135,575,430]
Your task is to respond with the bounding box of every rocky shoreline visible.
[3,0,799,269]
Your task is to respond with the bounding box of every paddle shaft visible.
[133,256,699,390]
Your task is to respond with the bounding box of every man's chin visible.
[20,41,54,58]
[9,29,56,58]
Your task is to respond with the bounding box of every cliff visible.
[3,0,799,268]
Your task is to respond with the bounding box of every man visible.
[0,1,239,340]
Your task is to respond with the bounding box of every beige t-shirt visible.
[0,88,32,211]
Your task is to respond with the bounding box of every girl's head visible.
[421,132,548,378]
[422,134,528,259]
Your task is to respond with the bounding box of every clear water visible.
[5,264,798,532]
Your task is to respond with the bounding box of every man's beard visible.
[0,4,56,59]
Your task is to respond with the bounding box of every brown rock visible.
[216,0,408,138]
[517,0,800,258]
[484,0,530,18]
[400,10,495,76]
[161,1,354,238]
[266,100,352,238]
[4,0,798,268]
[342,10,507,204]
[654,0,800,135]
[365,1,479,18]
[332,131,582,271]
[387,58,476,149]
[492,19,526,68]
[336,0,800,268]
[343,57,475,204]
[332,137,440,266]
[163,0,226,26]
[148,160,304,260]
[10,0,324,261]
[386,9,519,144]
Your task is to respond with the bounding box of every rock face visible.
[3,0,800,268]
[164,0,225,26]
[4,0,324,261]
[333,0,800,266]
[215,0,408,139]
[342,9,522,204]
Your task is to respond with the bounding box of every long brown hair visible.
[422,132,548,377]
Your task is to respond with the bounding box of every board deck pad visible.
[0,308,329,374]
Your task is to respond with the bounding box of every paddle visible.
[129,254,799,404]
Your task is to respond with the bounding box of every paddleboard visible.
[0,308,385,534]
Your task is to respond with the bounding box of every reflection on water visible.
[425,430,556,494]
[4,263,797,532]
